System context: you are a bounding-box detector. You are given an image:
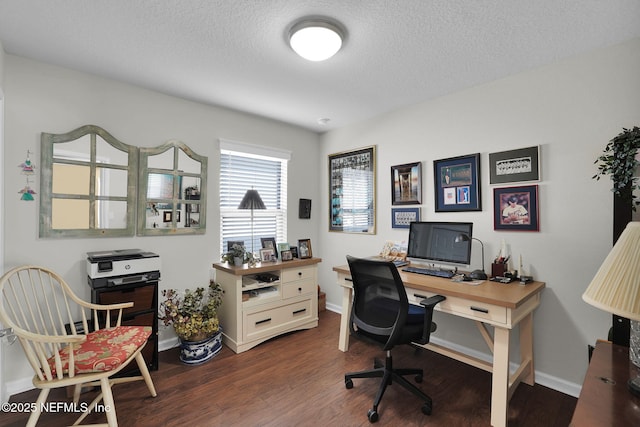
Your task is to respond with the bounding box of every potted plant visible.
[222,243,251,266]
[159,281,224,364]
[593,126,640,210]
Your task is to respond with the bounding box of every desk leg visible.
[338,286,352,352]
[520,312,535,386]
[491,327,510,427]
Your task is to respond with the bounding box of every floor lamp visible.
[238,188,266,255]
[582,221,640,396]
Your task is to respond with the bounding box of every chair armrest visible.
[417,295,446,345]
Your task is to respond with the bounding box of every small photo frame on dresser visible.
[260,248,275,262]
[281,250,293,261]
[297,239,312,259]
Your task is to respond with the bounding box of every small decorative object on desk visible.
[379,240,408,263]
[159,281,224,364]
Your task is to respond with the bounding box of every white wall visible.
[318,37,640,395]
[1,55,321,393]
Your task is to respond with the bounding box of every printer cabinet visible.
[213,257,321,353]
[91,281,159,372]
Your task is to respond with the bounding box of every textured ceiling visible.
[1,1,639,133]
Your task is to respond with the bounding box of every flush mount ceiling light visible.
[289,18,345,61]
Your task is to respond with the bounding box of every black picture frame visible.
[299,198,311,219]
[227,240,244,251]
[433,153,481,212]
[329,146,376,234]
[489,146,540,184]
[260,237,278,258]
[289,246,298,258]
[493,185,539,231]
[391,162,421,205]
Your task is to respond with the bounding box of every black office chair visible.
[344,256,446,423]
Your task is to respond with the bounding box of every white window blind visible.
[220,141,289,255]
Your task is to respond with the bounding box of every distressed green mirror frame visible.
[137,140,207,236]
[40,125,138,238]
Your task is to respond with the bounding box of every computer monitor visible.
[406,221,473,267]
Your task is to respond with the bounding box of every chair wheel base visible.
[422,402,432,415]
[367,408,379,423]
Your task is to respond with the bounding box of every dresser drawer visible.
[98,285,155,315]
[243,298,313,342]
[282,279,316,299]
[281,266,316,283]
[407,290,507,324]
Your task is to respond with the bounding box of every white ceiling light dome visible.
[289,18,345,62]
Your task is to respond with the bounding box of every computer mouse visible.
[469,270,488,280]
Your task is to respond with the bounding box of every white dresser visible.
[213,257,321,353]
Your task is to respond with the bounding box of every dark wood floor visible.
[3,310,576,426]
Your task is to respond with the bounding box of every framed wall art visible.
[433,153,481,212]
[489,146,540,184]
[329,146,376,234]
[493,185,539,231]
[391,162,421,205]
[391,207,420,229]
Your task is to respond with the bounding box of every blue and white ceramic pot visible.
[178,328,223,365]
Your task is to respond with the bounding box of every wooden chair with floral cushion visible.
[0,265,157,427]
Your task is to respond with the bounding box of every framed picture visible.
[289,246,298,258]
[260,248,275,262]
[391,207,420,229]
[261,237,278,258]
[281,250,293,261]
[391,162,421,205]
[433,153,481,212]
[299,198,311,219]
[493,185,539,231]
[329,146,376,234]
[227,240,244,251]
[298,239,312,259]
[163,211,172,223]
[277,242,290,259]
[489,146,540,184]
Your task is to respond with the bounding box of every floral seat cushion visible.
[47,326,151,375]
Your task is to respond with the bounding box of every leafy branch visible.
[593,126,640,210]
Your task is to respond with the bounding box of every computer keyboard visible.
[402,266,455,278]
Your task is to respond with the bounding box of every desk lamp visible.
[238,188,266,255]
[455,233,487,280]
[582,221,640,396]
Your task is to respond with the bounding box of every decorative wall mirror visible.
[137,140,207,236]
[40,125,138,237]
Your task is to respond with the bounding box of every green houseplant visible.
[159,281,224,364]
[593,126,640,210]
[222,243,252,266]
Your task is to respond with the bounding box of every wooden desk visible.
[571,341,640,426]
[333,264,545,427]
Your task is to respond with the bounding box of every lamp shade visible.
[238,189,266,210]
[582,221,640,321]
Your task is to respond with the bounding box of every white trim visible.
[219,138,291,161]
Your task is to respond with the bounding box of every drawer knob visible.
[298,287,302,292]
[298,271,302,276]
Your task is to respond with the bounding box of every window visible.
[220,140,289,255]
